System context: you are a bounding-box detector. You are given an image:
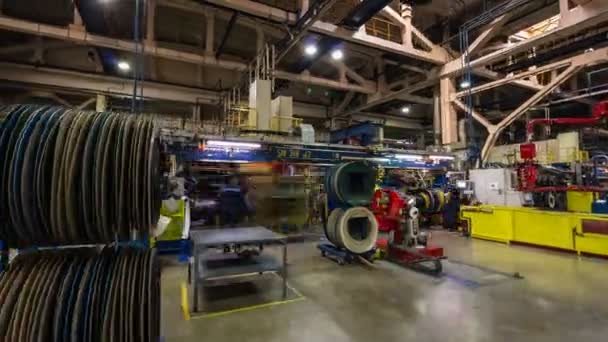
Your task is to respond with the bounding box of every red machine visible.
[371,189,444,274]
[516,101,608,209]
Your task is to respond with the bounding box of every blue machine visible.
[167,140,453,171]
[592,199,608,214]
[330,121,383,146]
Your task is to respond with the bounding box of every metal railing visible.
[365,17,401,44]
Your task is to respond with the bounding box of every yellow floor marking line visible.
[181,282,191,321]
[191,296,306,319]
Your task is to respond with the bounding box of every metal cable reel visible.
[324,161,379,255]
[0,105,162,341]
[0,105,161,247]
[0,248,160,342]
[332,206,379,254]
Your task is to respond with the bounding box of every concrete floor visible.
[161,231,608,342]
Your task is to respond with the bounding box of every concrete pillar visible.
[73,2,83,27]
[400,4,413,48]
[146,0,158,80]
[338,63,347,84]
[375,57,387,93]
[433,87,441,146]
[205,11,215,56]
[417,132,425,150]
[192,104,201,122]
[299,0,310,17]
[256,27,265,54]
[146,0,156,43]
[96,94,107,112]
[440,77,458,145]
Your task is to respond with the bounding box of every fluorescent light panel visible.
[206,140,261,149]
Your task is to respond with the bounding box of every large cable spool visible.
[0,105,161,247]
[325,161,377,207]
[326,207,378,254]
[0,248,160,342]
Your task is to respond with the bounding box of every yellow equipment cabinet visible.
[461,206,608,256]
[566,191,597,213]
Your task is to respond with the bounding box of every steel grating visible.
[0,105,161,248]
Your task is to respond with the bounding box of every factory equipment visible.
[319,161,379,264]
[516,101,608,209]
[371,189,444,274]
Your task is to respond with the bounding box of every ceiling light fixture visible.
[331,49,344,60]
[460,80,471,89]
[304,44,318,56]
[401,106,411,114]
[117,61,131,71]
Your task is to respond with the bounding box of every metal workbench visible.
[190,227,287,313]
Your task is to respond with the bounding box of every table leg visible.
[282,241,287,299]
[193,247,199,313]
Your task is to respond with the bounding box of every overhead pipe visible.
[527,101,608,141]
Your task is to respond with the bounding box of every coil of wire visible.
[0,105,161,247]
[0,247,159,342]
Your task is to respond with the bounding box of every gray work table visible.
[190,227,287,313]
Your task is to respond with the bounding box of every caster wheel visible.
[321,251,326,257]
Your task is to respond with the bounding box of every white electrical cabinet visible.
[469,168,524,207]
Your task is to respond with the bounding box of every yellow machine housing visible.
[461,205,608,256]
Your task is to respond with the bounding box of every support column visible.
[146,0,156,42]
[433,87,441,145]
[400,3,413,48]
[146,0,158,80]
[256,27,265,54]
[204,11,215,56]
[440,78,458,145]
[72,2,83,27]
[375,57,387,93]
[96,94,107,112]
[417,132,425,149]
[338,63,347,84]
[299,0,310,18]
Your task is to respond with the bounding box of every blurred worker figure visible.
[218,175,249,226]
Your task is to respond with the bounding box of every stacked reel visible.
[0,105,162,341]
[324,162,379,254]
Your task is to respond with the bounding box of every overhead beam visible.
[395,93,433,105]
[160,0,447,63]
[441,6,608,77]
[481,64,583,161]
[274,70,375,94]
[0,15,378,94]
[0,62,219,104]
[453,99,494,130]
[310,21,447,64]
[455,61,570,99]
[465,13,512,57]
[333,91,355,115]
[343,73,439,116]
[158,0,284,38]
[472,67,544,93]
[215,11,238,59]
[274,0,339,62]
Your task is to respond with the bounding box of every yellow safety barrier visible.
[461,205,608,256]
